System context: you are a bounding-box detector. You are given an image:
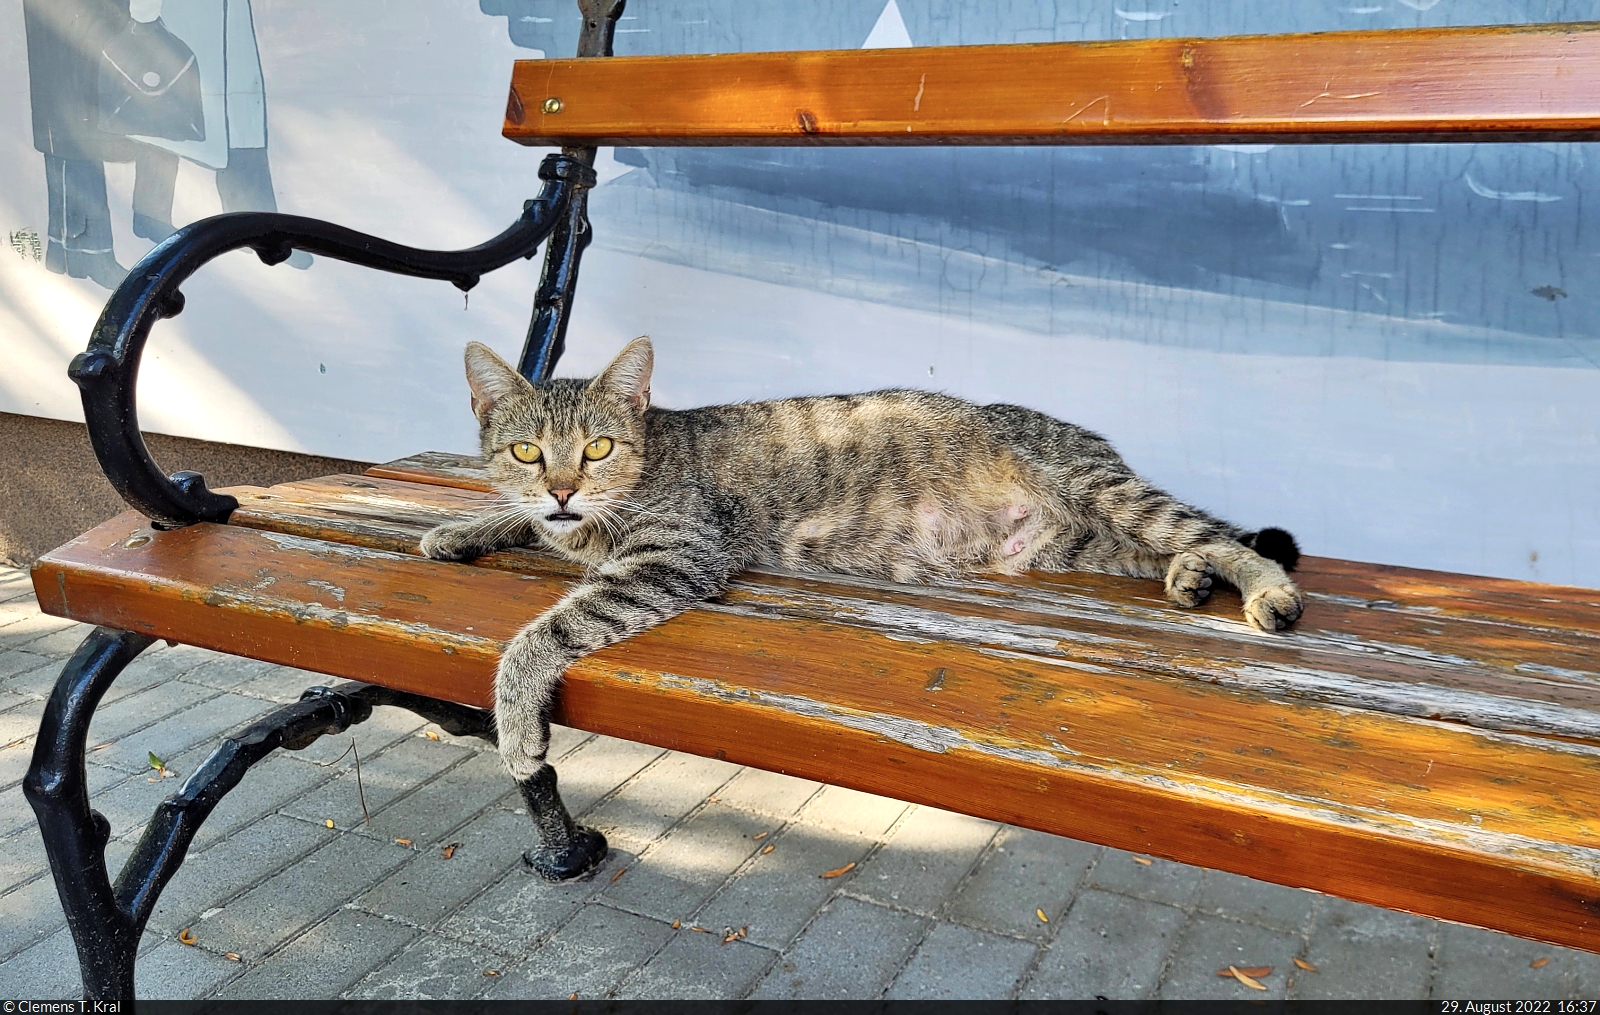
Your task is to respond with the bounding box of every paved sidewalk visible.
[0,562,1594,1000]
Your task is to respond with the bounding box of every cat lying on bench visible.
[419,338,1303,785]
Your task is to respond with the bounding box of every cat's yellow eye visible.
[510,442,542,464]
[583,437,614,461]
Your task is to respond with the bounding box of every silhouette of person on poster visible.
[22,0,306,290]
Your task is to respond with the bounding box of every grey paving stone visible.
[1566,948,1600,996]
[96,692,280,775]
[1020,888,1185,1000]
[946,826,1100,941]
[177,654,283,694]
[231,664,350,705]
[1292,896,1435,1000]
[888,921,1037,1000]
[1434,920,1567,999]
[217,909,418,1000]
[601,803,770,922]
[617,928,776,1000]
[1158,911,1301,1000]
[712,766,821,819]
[0,735,37,792]
[482,902,672,1000]
[0,871,67,960]
[196,832,412,960]
[1089,848,1203,908]
[751,895,927,999]
[284,732,472,829]
[357,806,526,928]
[797,783,908,839]
[1,927,81,997]
[0,612,80,652]
[0,827,50,892]
[84,680,221,755]
[347,932,506,1000]
[0,783,37,841]
[0,651,57,687]
[362,750,519,844]
[585,751,740,853]
[145,813,336,936]
[439,863,599,956]
[850,805,997,915]
[0,703,41,747]
[10,624,95,659]
[1196,869,1317,934]
[697,821,875,950]
[552,735,665,817]
[137,938,242,999]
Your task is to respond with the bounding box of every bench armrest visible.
[68,153,596,530]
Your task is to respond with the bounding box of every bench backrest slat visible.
[505,24,1600,147]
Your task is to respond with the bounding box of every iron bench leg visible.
[25,629,605,999]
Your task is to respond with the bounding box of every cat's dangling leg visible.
[494,518,739,877]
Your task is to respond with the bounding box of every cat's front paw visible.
[1164,551,1214,608]
[419,521,485,562]
[1243,581,1304,631]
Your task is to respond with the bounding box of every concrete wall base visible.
[1,412,373,566]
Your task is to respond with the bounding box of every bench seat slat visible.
[30,502,1600,952]
[504,24,1600,148]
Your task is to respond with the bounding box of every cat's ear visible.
[591,336,653,412]
[463,342,530,423]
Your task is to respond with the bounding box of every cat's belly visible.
[773,494,1055,583]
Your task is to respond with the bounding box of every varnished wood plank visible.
[333,466,1600,740]
[29,511,1600,952]
[503,24,1600,147]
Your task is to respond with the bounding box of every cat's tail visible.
[1244,527,1301,572]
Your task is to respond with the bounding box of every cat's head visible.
[462,337,652,542]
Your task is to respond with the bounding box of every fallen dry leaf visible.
[223,953,241,962]
[1532,956,1551,969]
[1036,909,1049,923]
[1132,856,1153,866]
[394,838,413,847]
[691,925,711,934]
[1228,966,1268,991]
[671,920,681,930]
[609,867,627,884]
[820,862,856,879]
[425,731,441,741]
[324,819,335,829]
[752,831,768,840]
[569,993,577,1001]
[1293,957,1318,972]
[91,741,115,752]
[482,969,500,977]
[1217,966,1273,978]
[440,842,460,860]
[722,926,748,945]
[761,844,774,855]
[177,928,197,946]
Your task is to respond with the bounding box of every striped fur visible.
[421,338,1304,778]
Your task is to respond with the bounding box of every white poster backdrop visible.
[2,0,1598,588]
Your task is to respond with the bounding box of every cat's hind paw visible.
[419,521,486,562]
[1164,551,1215,608]
[1244,581,1304,631]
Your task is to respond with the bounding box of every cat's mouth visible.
[546,512,583,523]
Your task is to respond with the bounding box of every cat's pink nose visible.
[550,488,575,508]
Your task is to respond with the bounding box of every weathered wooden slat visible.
[30,508,1600,952]
[504,24,1600,148]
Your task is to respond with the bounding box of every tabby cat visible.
[420,338,1304,782]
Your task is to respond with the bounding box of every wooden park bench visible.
[25,3,1600,998]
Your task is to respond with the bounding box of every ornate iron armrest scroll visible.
[70,153,596,530]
